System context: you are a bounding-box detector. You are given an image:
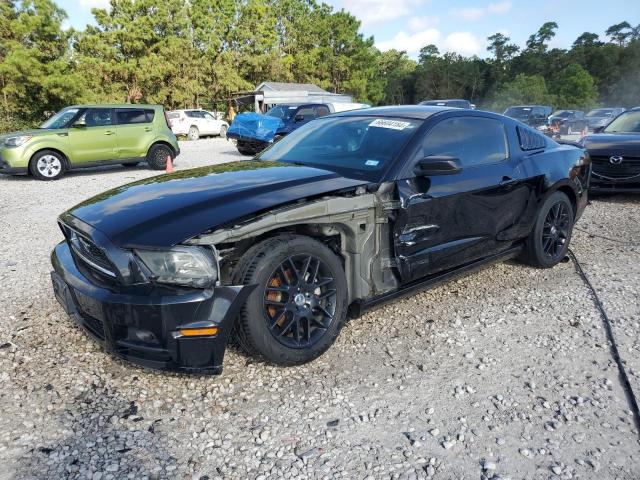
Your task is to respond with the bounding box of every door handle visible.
[105,130,115,135]
[144,127,152,132]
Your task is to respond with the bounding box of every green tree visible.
[488,74,555,112]
[0,0,85,131]
[551,64,597,108]
[605,21,632,46]
[377,50,416,105]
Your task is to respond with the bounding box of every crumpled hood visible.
[65,161,368,248]
[583,133,640,156]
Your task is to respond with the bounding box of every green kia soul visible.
[0,104,180,180]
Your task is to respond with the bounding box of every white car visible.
[167,109,229,140]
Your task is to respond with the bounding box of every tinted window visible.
[185,110,201,118]
[117,109,154,125]
[421,117,508,167]
[266,105,296,119]
[167,112,180,119]
[82,108,113,127]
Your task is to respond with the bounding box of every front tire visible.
[232,235,348,366]
[146,144,173,170]
[29,150,65,180]
[522,191,574,268]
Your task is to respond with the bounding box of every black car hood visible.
[583,133,640,156]
[66,161,368,248]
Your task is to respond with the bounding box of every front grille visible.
[591,155,640,180]
[60,223,117,278]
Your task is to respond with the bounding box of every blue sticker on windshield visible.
[365,159,379,166]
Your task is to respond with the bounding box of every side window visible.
[295,107,316,122]
[421,117,509,168]
[82,108,112,127]
[117,109,154,125]
[315,105,330,117]
[203,112,215,120]
[185,111,199,118]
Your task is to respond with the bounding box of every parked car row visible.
[167,109,229,140]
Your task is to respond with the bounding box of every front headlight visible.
[4,135,32,147]
[135,246,218,288]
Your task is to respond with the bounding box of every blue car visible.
[229,102,368,155]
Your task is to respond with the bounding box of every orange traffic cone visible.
[165,155,174,173]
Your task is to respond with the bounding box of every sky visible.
[57,0,640,59]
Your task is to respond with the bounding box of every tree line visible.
[1,0,639,132]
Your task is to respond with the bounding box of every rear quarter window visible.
[517,126,547,151]
[117,109,154,125]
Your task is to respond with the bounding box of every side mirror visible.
[593,126,604,133]
[72,121,86,128]
[414,155,463,176]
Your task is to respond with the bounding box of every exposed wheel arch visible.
[147,140,177,157]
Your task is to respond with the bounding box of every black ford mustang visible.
[50,106,590,374]
[582,107,640,193]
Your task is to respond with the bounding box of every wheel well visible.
[29,148,70,170]
[556,185,577,215]
[148,141,177,156]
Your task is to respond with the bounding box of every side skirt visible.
[349,244,524,318]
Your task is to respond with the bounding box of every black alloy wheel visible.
[263,254,337,349]
[522,191,574,268]
[232,234,348,366]
[541,201,571,259]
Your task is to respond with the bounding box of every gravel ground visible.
[1,137,639,480]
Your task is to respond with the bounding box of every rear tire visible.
[146,144,173,170]
[188,126,199,140]
[29,150,66,180]
[522,191,574,268]
[232,235,348,366]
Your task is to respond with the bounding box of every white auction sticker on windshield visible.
[369,119,411,130]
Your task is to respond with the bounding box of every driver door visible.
[67,108,117,164]
[393,115,529,284]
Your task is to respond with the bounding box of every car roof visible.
[69,104,162,109]
[508,105,549,108]
[334,105,452,120]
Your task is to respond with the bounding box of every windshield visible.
[551,110,572,118]
[504,107,532,118]
[259,116,421,180]
[265,105,297,120]
[586,109,613,117]
[603,111,640,133]
[40,107,82,129]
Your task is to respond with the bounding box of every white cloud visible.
[330,0,429,26]
[488,1,512,14]
[449,1,512,21]
[376,28,484,57]
[376,28,442,55]
[408,15,439,32]
[449,7,485,21]
[79,0,110,9]
[443,31,484,56]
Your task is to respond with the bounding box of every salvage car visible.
[581,107,640,193]
[50,106,590,374]
[503,105,552,128]
[0,105,179,180]
[548,110,587,135]
[229,102,369,155]
[584,107,625,132]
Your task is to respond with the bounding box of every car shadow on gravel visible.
[15,380,178,479]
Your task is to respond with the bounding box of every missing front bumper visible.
[51,241,255,374]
